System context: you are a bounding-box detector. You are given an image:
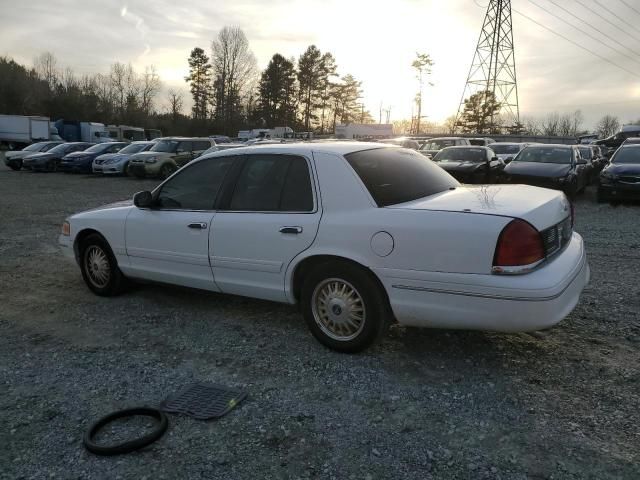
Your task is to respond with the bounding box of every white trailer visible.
[107,125,146,142]
[335,123,393,139]
[0,115,61,150]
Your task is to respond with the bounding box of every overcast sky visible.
[1,0,640,129]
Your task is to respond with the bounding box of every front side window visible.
[229,155,314,212]
[345,148,459,207]
[177,141,192,154]
[155,157,236,210]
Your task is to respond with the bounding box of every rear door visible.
[210,153,321,302]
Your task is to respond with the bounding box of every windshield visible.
[49,143,75,154]
[151,140,179,153]
[421,139,457,151]
[24,142,48,151]
[119,143,150,154]
[85,143,116,153]
[433,148,487,163]
[345,147,459,207]
[578,147,592,159]
[514,147,572,164]
[491,144,521,154]
[612,147,640,164]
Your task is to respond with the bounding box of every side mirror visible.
[133,190,154,208]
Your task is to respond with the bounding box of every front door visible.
[211,153,321,302]
[125,155,237,291]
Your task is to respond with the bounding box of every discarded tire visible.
[83,407,168,455]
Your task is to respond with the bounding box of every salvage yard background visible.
[0,155,638,479]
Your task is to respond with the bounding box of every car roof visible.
[200,141,395,158]
[440,145,490,150]
[427,137,463,140]
[490,142,525,145]
[525,144,574,148]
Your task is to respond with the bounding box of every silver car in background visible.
[93,141,156,175]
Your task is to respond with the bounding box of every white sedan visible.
[59,143,590,352]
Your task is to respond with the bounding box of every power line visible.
[593,0,640,36]
[525,0,640,68]
[512,8,640,79]
[573,0,640,44]
[617,0,640,17]
[544,0,640,61]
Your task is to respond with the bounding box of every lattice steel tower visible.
[455,0,520,131]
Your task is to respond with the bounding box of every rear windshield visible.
[514,147,572,164]
[345,148,459,207]
[612,147,640,164]
[434,148,486,163]
[421,139,457,151]
[491,144,521,154]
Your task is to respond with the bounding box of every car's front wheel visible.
[8,161,22,171]
[160,164,175,179]
[79,234,125,296]
[301,262,389,353]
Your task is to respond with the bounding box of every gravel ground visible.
[0,155,638,480]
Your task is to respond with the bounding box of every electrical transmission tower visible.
[455,0,520,132]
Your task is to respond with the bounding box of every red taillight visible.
[493,219,545,270]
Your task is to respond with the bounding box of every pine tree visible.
[185,47,212,120]
[258,54,297,127]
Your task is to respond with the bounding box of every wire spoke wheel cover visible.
[83,407,168,456]
[312,278,366,341]
[84,245,111,289]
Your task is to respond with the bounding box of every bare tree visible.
[167,89,184,120]
[541,112,561,136]
[141,65,161,115]
[211,26,257,130]
[522,116,542,135]
[34,52,59,89]
[596,114,620,138]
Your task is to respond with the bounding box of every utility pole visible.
[455,0,519,132]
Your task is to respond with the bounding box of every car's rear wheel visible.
[79,234,125,296]
[301,262,389,353]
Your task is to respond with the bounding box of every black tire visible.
[564,182,578,200]
[47,160,57,173]
[8,161,22,171]
[596,189,606,203]
[160,163,175,179]
[122,161,130,176]
[300,262,390,353]
[83,407,168,456]
[79,233,125,296]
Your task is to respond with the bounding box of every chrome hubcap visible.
[85,246,110,288]
[312,278,366,341]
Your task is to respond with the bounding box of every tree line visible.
[185,26,373,136]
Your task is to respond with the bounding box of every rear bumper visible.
[376,232,589,332]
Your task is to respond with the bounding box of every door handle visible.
[188,222,208,229]
[279,226,303,234]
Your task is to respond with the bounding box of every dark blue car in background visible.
[23,142,94,172]
[60,142,126,173]
[598,144,640,204]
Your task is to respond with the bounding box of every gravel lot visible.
[1,155,638,480]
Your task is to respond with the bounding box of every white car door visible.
[210,153,321,302]
[125,156,237,291]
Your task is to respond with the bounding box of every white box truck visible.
[0,115,62,150]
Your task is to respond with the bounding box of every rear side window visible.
[177,141,192,153]
[345,148,459,207]
[193,141,211,151]
[229,154,314,212]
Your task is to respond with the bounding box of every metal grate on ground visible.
[160,382,247,420]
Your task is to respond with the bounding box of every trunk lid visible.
[387,184,571,231]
